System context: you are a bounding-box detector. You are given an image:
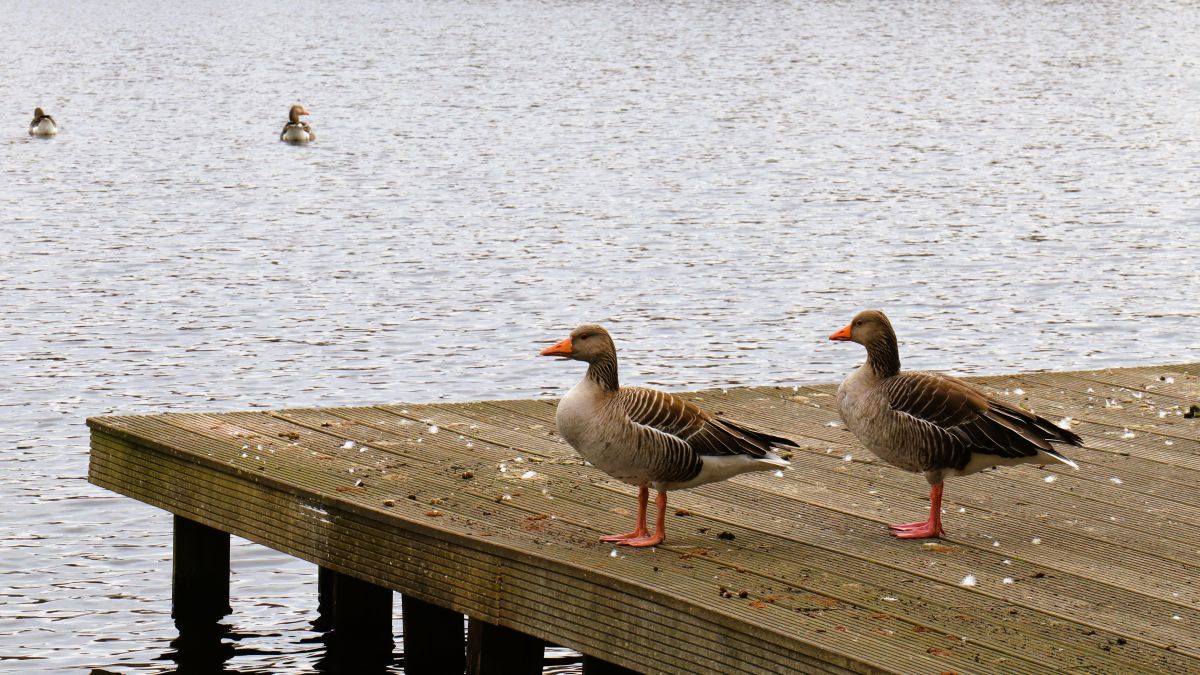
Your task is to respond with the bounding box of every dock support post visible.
[401,595,465,674]
[328,569,394,645]
[466,616,543,675]
[171,515,230,628]
[583,655,642,674]
[312,566,335,630]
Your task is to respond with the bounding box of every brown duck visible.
[540,324,796,547]
[279,105,314,144]
[830,310,1081,539]
[29,107,58,137]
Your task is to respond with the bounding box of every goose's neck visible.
[289,110,300,124]
[864,332,901,378]
[585,352,620,392]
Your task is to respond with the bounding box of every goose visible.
[829,310,1082,539]
[280,105,314,144]
[540,324,796,547]
[29,107,57,137]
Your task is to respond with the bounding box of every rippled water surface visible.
[2,0,1199,671]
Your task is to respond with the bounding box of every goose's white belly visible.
[30,119,57,136]
[662,453,786,491]
[281,126,311,143]
[555,380,651,485]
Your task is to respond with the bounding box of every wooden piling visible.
[401,594,465,674]
[171,515,230,628]
[326,569,393,647]
[313,565,335,630]
[466,617,544,675]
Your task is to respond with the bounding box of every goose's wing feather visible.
[617,387,792,458]
[884,372,1081,466]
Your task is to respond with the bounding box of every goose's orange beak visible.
[539,337,573,357]
[829,324,853,341]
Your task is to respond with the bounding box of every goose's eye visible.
[578,333,590,340]
[854,320,862,327]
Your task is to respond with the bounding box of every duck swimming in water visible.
[29,108,58,137]
[279,105,314,144]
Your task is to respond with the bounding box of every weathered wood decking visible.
[88,364,1200,674]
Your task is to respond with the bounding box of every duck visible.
[29,107,58,137]
[540,324,796,547]
[279,105,314,144]
[829,310,1082,538]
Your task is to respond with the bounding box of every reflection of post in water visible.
[168,621,235,674]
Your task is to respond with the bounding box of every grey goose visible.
[830,310,1081,539]
[280,105,315,144]
[540,324,796,547]
[29,107,57,137]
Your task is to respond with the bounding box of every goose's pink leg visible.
[889,483,946,539]
[619,490,666,547]
[601,485,650,542]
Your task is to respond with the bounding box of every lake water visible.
[2,0,1198,672]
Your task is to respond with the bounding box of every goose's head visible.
[539,324,615,363]
[288,105,311,123]
[32,107,47,122]
[829,310,895,348]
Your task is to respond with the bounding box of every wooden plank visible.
[584,655,643,675]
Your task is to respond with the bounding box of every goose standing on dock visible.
[279,104,314,144]
[540,324,796,547]
[829,310,1082,539]
[29,107,57,136]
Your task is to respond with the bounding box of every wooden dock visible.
[87,363,1200,674]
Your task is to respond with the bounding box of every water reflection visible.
[311,631,396,675]
[164,617,397,674]
[161,623,238,674]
